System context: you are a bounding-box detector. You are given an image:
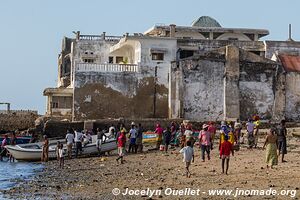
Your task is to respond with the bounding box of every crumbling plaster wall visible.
[180,59,225,121]
[239,62,276,120]
[285,72,300,121]
[73,70,168,121]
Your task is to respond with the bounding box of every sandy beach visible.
[2,129,300,200]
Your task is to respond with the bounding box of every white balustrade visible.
[76,63,139,72]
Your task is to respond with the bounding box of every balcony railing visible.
[79,35,122,42]
[105,36,122,42]
[79,35,102,40]
[75,63,139,72]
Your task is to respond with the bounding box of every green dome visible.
[191,16,222,27]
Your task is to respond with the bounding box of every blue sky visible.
[0,0,299,114]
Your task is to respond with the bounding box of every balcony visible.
[75,63,139,72]
[79,35,122,42]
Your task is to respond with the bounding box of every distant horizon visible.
[1,0,299,114]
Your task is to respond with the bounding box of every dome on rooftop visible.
[191,16,222,27]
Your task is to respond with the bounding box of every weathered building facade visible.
[43,16,300,122]
[169,46,283,121]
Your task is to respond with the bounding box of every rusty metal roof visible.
[279,55,300,72]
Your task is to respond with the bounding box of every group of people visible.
[116,123,144,164]
[36,118,289,175]
[41,125,122,168]
[180,119,289,177]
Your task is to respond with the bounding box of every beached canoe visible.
[6,136,117,161]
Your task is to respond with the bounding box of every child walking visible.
[58,143,64,169]
[180,140,194,178]
[116,130,126,164]
[56,141,61,161]
[220,135,234,175]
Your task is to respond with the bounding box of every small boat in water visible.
[5,135,117,161]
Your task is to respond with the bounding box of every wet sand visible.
[3,129,300,200]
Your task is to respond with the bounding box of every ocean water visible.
[0,160,43,198]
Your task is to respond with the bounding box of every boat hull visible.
[6,138,117,161]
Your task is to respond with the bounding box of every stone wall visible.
[0,111,38,132]
[239,62,276,120]
[73,69,168,121]
[182,59,225,121]
[170,54,225,121]
[43,120,83,138]
[170,46,284,121]
[285,72,300,121]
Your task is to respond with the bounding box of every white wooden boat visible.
[5,135,117,161]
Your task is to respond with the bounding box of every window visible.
[152,53,164,61]
[180,50,194,59]
[116,56,123,64]
[83,59,94,63]
[109,56,114,63]
[228,37,238,41]
[52,102,58,108]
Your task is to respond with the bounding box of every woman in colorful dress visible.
[263,128,278,169]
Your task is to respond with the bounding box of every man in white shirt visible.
[65,129,74,159]
[128,122,137,153]
[246,119,255,148]
[74,129,83,158]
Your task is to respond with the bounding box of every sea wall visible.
[0,110,38,132]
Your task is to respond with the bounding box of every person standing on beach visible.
[58,143,64,169]
[184,125,194,147]
[170,121,177,143]
[155,123,163,150]
[199,124,212,162]
[74,129,83,158]
[116,130,126,164]
[0,134,8,161]
[128,122,137,153]
[55,141,61,161]
[246,119,255,149]
[136,123,144,153]
[263,128,278,169]
[253,119,260,148]
[208,122,216,149]
[65,129,74,159]
[179,140,194,178]
[96,128,107,156]
[41,135,49,162]
[277,120,287,162]
[163,127,172,152]
[234,119,242,145]
[220,135,234,175]
[115,123,126,142]
[9,132,16,162]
